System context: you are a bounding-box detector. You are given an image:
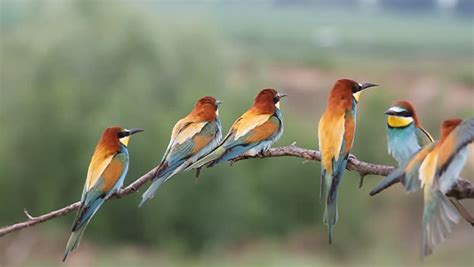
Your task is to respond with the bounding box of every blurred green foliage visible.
[1,1,473,266]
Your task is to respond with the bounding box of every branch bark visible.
[0,144,472,238]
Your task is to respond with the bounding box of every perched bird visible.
[139,96,222,207]
[318,79,378,243]
[384,101,433,192]
[374,101,474,225]
[374,118,474,257]
[63,127,143,261]
[187,89,286,170]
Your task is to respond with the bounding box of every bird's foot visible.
[358,173,368,188]
[195,167,202,178]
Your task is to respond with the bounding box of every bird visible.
[63,127,143,261]
[373,118,474,257]
[371,102,474,225]
[382,100,434,192]
[186,89,286,170]
[139,96,222,207]
[318,79,378,244]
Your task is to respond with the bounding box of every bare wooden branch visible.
[0,144,472,238]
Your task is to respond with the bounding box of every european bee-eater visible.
[318,79,378,243]
[63,127,143,261]
[384,101,433,192]
[374,118,473,257]
[187,89,286,170]
[139,96,222,207]
[374,101,474,225]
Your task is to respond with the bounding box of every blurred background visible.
[1,0,473,266]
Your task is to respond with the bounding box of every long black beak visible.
[278,93,288,99]
[216,100,223,106]
[356,83,378,92]
[384,109,397,116]
[129,128,144,135]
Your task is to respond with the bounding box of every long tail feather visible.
[369,175,401,196]
[323,180,338,244]
[139,177,166,207]
[63,197,104,261]
[186,146,226,170]
[63,221,89,261]
[421,191,460,258]
[320,169,325,202]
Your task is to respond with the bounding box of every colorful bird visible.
[187,89,286,170]
[373,101,474,224]
[383,101,434,192]
[318,79,378,243]
[63,127,143,261]
[373,118,473,257]
[139,96,222,207]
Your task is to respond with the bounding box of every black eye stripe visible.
[118,131,130,138]
[394,111,412,117]
[273,96,280,103]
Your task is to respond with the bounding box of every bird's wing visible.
[436,118,474,178]
[74,152,127,231]
[230,111,273,140]
[419,149,438,189]
[159,118,207,164]
[140,120,222,206]
[84,148,117,192]
[318,113,345,174]
[416,126,434,146]
[370,143,436,196]
[158,120,218,177]
[217,114,281,161]
[188,113,280,168]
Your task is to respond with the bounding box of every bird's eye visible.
[273,96,280,104]
[118,131,130,138]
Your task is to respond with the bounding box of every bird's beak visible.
[216,100,223,106]
[358,83,378,92]
[384,109,397,116]
[278,93,288,99]
[129,128,144,135]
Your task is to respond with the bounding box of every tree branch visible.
[0,144,472,238]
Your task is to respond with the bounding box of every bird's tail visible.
[185,146,226,170]
[139,176,166,207]
[323,178,338,244]
[63,197,104,261]
[63,221,89,262]
[421,190,460,258]
[369,164,407,196]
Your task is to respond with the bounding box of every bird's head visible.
[440,118,462,141]
[102,127,144,147]
[329,79,378,107]
[193,96,222,121]
[385,100,419,128]
[254,88,287,113]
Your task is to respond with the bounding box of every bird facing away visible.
[63,127,143,261]
[318,79,378,244]
[186,89,286,170]
[139,96,222,207]
[374,101,474,225]
[373,118,473,258]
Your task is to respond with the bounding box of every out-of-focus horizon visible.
[1,0,473,266]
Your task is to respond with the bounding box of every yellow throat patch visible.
[387,115,414,128]
[120,136,130,146]
[353,92,361,103]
